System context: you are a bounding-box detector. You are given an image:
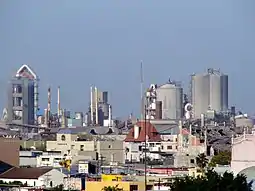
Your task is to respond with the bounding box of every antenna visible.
[140,60,144,120]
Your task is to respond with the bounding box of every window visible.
[130,185,138,191]
[190,159,195,164]
[139,146,142,151]
[108,145,112,149]
[61,135,66,141]
[80,145,84,151]
[167,145,172,150]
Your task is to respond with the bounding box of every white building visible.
[0,167,66,188]
[19,150,64,168]
[37,155,65,168]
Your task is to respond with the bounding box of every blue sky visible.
[0,0,255,117]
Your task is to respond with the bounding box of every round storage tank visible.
[209,74,221,112]
[191,74,210,118]
[156,82,183,119]
[220,74,228,111]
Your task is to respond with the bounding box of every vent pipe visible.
[47,87,51,114]
[57,86,61,118]
[108,104,112,127]
[90,86,94,125]
[95,86,99,125]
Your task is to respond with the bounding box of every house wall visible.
[0,178,44,187]
[36,155,64,167]
[40,169,66,187]
[47,134,124,164]
[19,157,37,167]
[0,169,66,188]
[231,134,255,175]
[63,178,148,191]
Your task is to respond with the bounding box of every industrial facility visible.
[190,68,228,118]
[144,80,183,120]
[85,86,113,127]
[7,65,39,125]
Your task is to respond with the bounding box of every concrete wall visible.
[46,136,124,164]
[231,134,255,175]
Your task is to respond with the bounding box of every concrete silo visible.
[220,74,228,111]
[191,74,210,118]
[191,68,228,118]
[156,81,183,119]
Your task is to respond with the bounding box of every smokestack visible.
[57,86,60,118]
[95,86,98,125]
[90,86,94,125]
[44,108,48,127]
[47,87,51,114]
[108,104,112,127]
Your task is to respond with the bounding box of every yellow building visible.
[188,167,203,177]
[85,181,152,191]
[101,174,123,181]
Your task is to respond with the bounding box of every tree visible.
[209,151,231,167]
[196,153,208,174]
[170,169,253,191]
[101,184,123,191]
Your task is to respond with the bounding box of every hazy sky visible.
[0,1,255,117]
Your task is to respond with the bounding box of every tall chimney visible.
[95,86,99,125]
[90,86,94,125]
[108,104,112,127]
[57,86,60,118]
[44,108,48,126]
[47,87,51,118]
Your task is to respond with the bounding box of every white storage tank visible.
[156,81,183,119]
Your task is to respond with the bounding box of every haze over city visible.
[1,0,255,117]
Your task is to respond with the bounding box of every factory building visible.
[191,68,228,118]
[7,77,35,125]
[145,80,183,120]
[7,65,38,125]
[89,86,112,126]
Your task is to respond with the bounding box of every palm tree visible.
[101,184,123,191]
[196,153,208,174]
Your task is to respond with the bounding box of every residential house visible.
[46,128,124,164]
[124,120,205,165]
[231,132,255,178]
[0,167,66,188]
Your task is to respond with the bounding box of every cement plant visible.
[0,65,254,190]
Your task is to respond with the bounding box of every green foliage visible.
[196,153,208,174]
[0,180,23,186]
[101,184,123,191]
[209,151,231,167]
[170,169,253,191]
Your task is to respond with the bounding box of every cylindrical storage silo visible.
[220,74,228,111]
[209,74,221,112]
[191,74,210,118]
[155,101,162,119]
[156,82,183,119]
